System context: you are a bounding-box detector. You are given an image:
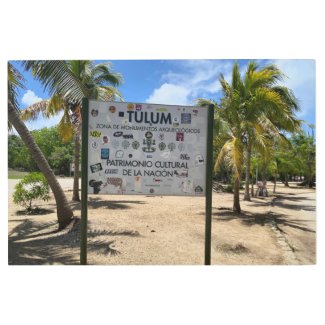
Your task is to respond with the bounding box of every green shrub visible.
[13,172,50,211]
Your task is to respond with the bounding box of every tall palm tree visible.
[20,61,123,201]
[8,63,74,229]
[197,92,245,212]
[196,61,301,212]
[238,62,301,200]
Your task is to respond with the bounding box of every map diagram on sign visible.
[87,100,208,196]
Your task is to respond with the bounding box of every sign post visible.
[80,98,89,265]
[204,104,214,265]
[80,99,213,265]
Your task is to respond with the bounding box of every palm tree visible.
[20,61,123,201]
[224,62,301,201]
[196,61,301,212]
[197,93,245,212]
[8,63,74,229]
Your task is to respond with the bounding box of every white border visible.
[1,1,324,325]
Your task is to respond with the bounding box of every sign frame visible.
[80,98,214,265]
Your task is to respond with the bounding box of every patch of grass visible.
[8,170,29,179]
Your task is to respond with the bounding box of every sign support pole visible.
[80,98,89,265]
[204,104,214,265]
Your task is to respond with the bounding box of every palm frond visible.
[57,106,73,142]
[215,136,244,180]
[8,62,25,112]
[47,93,65,116]
[20,100,50,121]
[219,74,232,97]
[23,60,88,103]
[246,61,259,74]
[231,62,243,92]
[195,98,216,107]
[273,86,300,111]
[93,62,123,86]
[20,93,65,121]
[215,140,232,172]
[96,86,124,101]
[245,64,284,92]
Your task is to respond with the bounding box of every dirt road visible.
[270,189,316,264]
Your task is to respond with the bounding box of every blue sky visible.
[11,59,316,133]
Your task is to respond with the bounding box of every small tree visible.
[13,172,50,212]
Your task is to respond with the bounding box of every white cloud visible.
[21,90,43,106]
[146,83,191,105]
[145,59,315,124]
[146,60,234,105]
[273,59,315,89]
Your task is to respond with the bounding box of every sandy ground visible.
[8,181,316,265]
[270,189,316,264]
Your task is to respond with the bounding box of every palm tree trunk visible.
[307,162,314,188]
[233,178,241,213]
[225,167,230,183]
[251,180,254,197]
[262,163,267,182]
[72,133,80,201]
[244,146,251,201]
[273,175,277,193]
[8,103,74,230]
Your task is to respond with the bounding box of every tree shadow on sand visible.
[15,208,55,216]
[69,198,147,211]
[269,212,316,234]
[211,208,268,226]
[274,195,314,202]
[271,196,316,211]
[8,219,140,265]
[208,200,315,233]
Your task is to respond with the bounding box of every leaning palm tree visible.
[21,60,123,201]
[8,62,74,229]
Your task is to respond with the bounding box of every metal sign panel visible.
[87,100,208,196]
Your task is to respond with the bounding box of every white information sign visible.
[87,100,208,196]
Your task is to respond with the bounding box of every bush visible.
[13,172,50,211]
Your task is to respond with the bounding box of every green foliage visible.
[249,126,316,186]
[50,146,73,175]
[8,63,26,131]
[8,135,25,169]
[291,129,316,186]
[13,172,50,211]
[8,126,74,175]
